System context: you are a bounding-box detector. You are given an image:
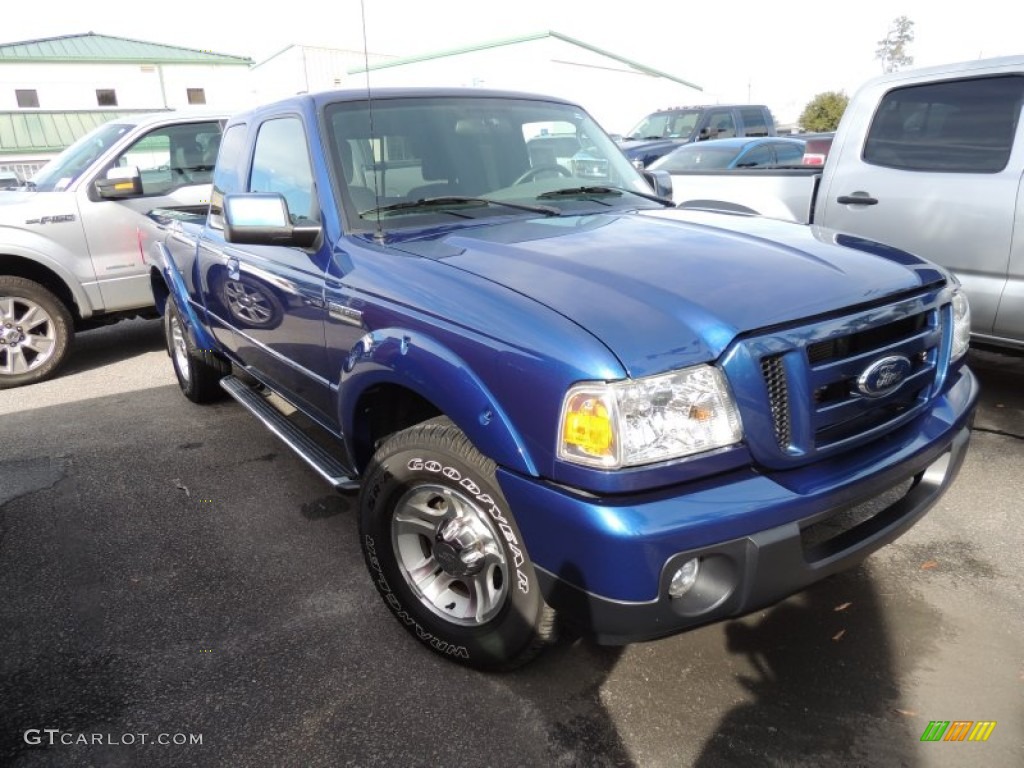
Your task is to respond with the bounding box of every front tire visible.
[359,418,555,670]
[0,276,73,389]
[164,301,229,403]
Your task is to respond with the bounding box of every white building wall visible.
[159,64,254,110]
[251,46,394,103]
[358,37,702,135]
[0,61,251,112]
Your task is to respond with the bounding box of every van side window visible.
[249,117,317,223]
[739,108,770,137]
[864,75,1024,173]
[705,111,737,139]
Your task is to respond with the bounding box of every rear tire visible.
[359,417,555,670]
[164,301,229,403]
[0,276,73,389]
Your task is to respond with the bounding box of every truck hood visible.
[0,190,74,227]
[391,208,944,378]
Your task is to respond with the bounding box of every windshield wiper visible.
[537,186,673,207]
[537,186,622,201]
[361,195,560,218]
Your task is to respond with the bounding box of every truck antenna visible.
[360,0,385,243]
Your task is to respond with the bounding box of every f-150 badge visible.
[25,214,76,225]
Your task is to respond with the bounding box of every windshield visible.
[324,95,657,231]
[30,122,134,191]
[627,109,702,140]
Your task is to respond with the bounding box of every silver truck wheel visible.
[360,417,556,670]
[0,276,73,389]
[391,483,510,626]
[168,309,191,386]
[164,301,229,403]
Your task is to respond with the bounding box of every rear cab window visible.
[863,75,1024,172]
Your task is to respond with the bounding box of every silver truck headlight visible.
[558,366,743,469]
[951,289,971,362]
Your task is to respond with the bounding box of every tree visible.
[799,92,849,132]
[876,16,915,73]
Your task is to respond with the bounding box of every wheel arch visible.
[341,329,537,477]
[149,242,219,354]
[0,253,84,322]
[149,265,170,315]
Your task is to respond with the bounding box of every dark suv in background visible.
[616,104,777,168]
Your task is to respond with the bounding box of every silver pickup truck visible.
[0,111,225,388]
[667,56,1024,353]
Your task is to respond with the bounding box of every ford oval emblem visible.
[856,355,912,397]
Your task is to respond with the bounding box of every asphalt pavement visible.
[1,318,1022,767]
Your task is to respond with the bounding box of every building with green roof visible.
[0,33,252,177]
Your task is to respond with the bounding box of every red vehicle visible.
[801,132,835,165]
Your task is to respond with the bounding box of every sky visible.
[3,0,1024,125]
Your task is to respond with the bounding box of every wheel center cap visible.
[434,518,486,577]
[1,327,21,344]
[433,541,470,576]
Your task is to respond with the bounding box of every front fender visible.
[339,328,537,476]
[152,242,219,353]
[0,225,97,317]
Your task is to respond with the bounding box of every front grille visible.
[807,308,938,450]
[761,355,791,449]
[807,314,927,365]
[736,291,946,467]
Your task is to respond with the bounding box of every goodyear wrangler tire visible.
[359,417,555,670]
[164,301,229,404]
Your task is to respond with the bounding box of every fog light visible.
[668,558,700,598]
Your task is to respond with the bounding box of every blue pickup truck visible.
[143,87,978,670]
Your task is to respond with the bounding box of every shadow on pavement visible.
[59,317,165,377]
[694,566,919,767]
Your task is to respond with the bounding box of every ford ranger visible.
[665,56,1024,352]
[144,87,977,670]
[0,111,225,388]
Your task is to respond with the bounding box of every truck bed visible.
[669,167,820,224]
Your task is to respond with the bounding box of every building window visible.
[187,88,206,105]
[96,89,118,107]
[15,89,39,108]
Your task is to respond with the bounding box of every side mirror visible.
[641,170,673,200]
[223,193,321,248]
[96,166,143,199]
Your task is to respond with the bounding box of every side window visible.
[738,145,773,167]
[706,111,737,139]
[250,117,316,223]
[739,108,770,137]
[864,75,1024,172]
[773,142,805,165]
[112,120,223,196]
[210,123,248,227]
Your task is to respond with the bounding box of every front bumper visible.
[496,366,978,644]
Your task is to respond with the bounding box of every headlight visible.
[558,366,743,468]
[951,289,971,362]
